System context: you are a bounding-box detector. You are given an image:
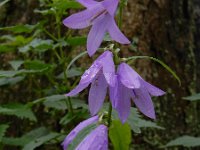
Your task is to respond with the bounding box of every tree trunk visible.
[124,0,200,147]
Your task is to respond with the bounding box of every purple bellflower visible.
[66,51,115,116]
[110,63,165,123]
[62,115,99,150]
[63,0,130,56]
[75,125,108,150]
[62,116,108,150]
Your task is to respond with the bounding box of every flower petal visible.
[62,116,98,150]
[81,62,102,84]
[87,14,110,56]
[66,62,102,96]
[131,87,156,119]
[99,51,115,86]
[108,17,130,44]
[109,75,118,107]
[143,80,166,96]
[66,82,90,97]
[89,72,108,115]
[76,125,108,150]
[118,63,141,89]
[77,0,98,8]
[115,79,131,123]
[63,5,103,29]
[102,0,119,16]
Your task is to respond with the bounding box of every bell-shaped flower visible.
[110,63,165,123]
[62,115,99,150]
[75,125,108,150]
[66,51,115,116]
[63,0,130,56]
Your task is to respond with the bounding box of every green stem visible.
[66,97,74,115]
[118,0,124,28]
[43,28,58,42]
[107,102,112,127]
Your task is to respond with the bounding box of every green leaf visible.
[9,60,24,70]
[43,96,67,110]
[34,9,55,15]
[0,24,36,33]
[60,109,89,125]
[0,0,10,7]
[56,68,83,79]
[32,94,88,110]
[0,124,9,142]
[19,38,53,53]
[0,76,25,86]
[183,93,200,101]
[67,36,87,46]
[0,69,49,78]
[112,107,164,133]
[125,56,181,86]
[51,0,83,11]
[22,132,59,150]
[109,120,131,150]
[24,60,54,71]
[0,71,18,78]
[165,136,200,147]
[0,103,37,121]
[31,94,66,105]
[127,108,164,133]
[0,44,15,53]
[2,127,49,146]
[68,123,97,150]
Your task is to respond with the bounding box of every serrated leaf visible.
[32,94,65,105]
[112,107,164,133]
[0,69,49,78]
[19,38,53,53]
[0,124,9,142]
[68,123,97,150]
[183,93,200,101]
[0,76,25,86]
[109,120,131,150]
[56,68,83,79]
[165,136,200,147]
[0,103,37,121]
[22,132,59,150]
[2,127,49,146]
[0,24,36,33]
[127,108,164,132]
[60,109,89,125]
[9,60,24,70]
[24,60,54,71]
[44,99,67,110]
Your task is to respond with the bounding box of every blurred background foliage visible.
[0,0,199,149]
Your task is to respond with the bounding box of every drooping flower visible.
[75,125,108,150]
[66,51,115,115]
[110,63,165,123]
[62,115,98,150]
[63,0,130,56]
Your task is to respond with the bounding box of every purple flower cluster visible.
[62,0,165,149]
[66,51,165,123]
